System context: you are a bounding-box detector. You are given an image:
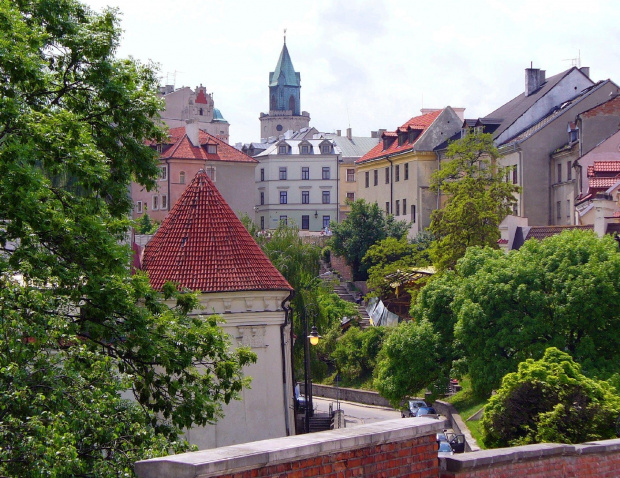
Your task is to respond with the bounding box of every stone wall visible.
[303,383,393,408]
[135,418,444,478]
[440,439,620,477]
[329,254,353,281]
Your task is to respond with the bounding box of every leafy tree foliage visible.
[374,320,442,405]
[331,326,390,384]
[0,1,254,474]
[417,230,620,397]
[483,348,620,447]
[364,233,433,298]
[137,212,159,234]
[330,199,409,280]
[429,132,519,271]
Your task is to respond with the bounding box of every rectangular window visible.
[567,199,571,218]
[159,166,167,181]
[302,167,309,180]
[260,216,264,230]
[280,215,287,225]
[322,191,330,204]
[346,192,355,202]
[385,167,390,184]
[322,167,330,180]
[365,171,369,188]
[411,204,416,223]
[278,145,287,154]
[557,163,562,183]
[260,168,265,181]
[385,201,390,214]
[206,166,216,182]
[302,190,309,204]
[395,165,400,182]
[161,194,168,210]
[395,200,400,216]
[321,144,331,154]
[374,170,378,186]
[301,215,309,230]
[152,195,159,210]
[404,163,409,180]
[347,169,355,182]
[323,216,330,228]
[512,165,518,184]
[567,161,572,180]
[260,191,265,205]
[513,203,519,216]
[207,144,217,154]
[279,167,287,180]
[403,199,407,216]
[301,144,309,154]
[179,171,186,184]
[136,201,143,214]
[557,201,561,219]
[280,191,287,204]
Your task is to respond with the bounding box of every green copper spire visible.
[269,42,300,87]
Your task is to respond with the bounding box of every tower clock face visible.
[276,124,283,131]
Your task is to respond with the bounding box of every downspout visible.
[280,290,295,436]
[386,156,393,214]
[166,158,171,212]
[336,152,341,223]
[517,147,523,217]
[436,151,441,210]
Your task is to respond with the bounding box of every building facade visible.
[254,138,340,232]
[356,107,463,237]
[131,122,257,223]
[259,39,310,141]
[159,84,230,143]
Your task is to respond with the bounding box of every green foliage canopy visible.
[331,326,390,384]
[483,348,620,447]
[0,1,254,474]
[330,199,409,280]
[429,132,519,271]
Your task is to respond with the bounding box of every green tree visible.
[330,199,409,280]
[483,348,620,447]
[331,326,390,384]
[374,320,442,405]
[429,132,519,271]
[417,230,620,397]
[0,1,254,474]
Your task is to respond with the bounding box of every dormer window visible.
[320,141,332,154]
[398,133,406,146]
[299,142,311,155]
[408,130,420,143]
[156,144,163,154]
[278,144,288,154]
[207,144,217,154]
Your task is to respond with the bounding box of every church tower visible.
[259,35,310,140]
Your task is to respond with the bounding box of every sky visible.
[82,0,620,146]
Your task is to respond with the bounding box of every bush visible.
[321,246,331,264]
[332,326,389,384]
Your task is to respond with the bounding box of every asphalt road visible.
[313,396,401,427]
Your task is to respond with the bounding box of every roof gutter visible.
[280,289,295,436]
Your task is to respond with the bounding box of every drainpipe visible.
[336,152,341,223]
[386,156,393,214]
[280,290,295,436]
[166,158,171,212]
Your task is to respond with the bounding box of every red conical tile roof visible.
[142,170,292,293]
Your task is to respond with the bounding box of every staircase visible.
[320,261,372,329]
[308,413,332,433]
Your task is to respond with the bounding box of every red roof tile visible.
[142,170,292,293]
[356,110,442,164]
[592,161,620,173]
[588,176,620,189]
[157,127,257,163]
[195,90,209,104]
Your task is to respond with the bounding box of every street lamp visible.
[303,304,321,433]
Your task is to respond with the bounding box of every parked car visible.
[401,400,428,418]
[294,384,307,412]
[438,441,454,457]
[414,406,438,418]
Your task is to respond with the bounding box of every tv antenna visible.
[562,49,581,68]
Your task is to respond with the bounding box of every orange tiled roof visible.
[588,176,620,189]
[590,161,620,174]
[356,110,441,164]
[157,127,257,163]
[142,170,292,293]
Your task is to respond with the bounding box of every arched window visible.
[288,95,295,112]
[270,95,276,110]
[179,171,185,184]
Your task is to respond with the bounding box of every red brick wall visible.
[213,435,437,478]
[330,254,353,282]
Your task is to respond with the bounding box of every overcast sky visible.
[83,0,620,146]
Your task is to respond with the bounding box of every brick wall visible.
[440,440,620,478]
[135,418,445,478]
[329,254,353,282]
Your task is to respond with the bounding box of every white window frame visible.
[159,166,167,181]
[206,166,216,182]
[179,171,185,184]
[152,195,159,210]
[136,201,143,214]
[161,194,168,210]
[207,144,217,154]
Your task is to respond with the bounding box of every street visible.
[313,396,401,427]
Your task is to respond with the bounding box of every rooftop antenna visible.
[562,49,581,68]
[165,70,183,87]
[346,103,351,129]
[284,28,287,44]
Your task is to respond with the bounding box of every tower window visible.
[289,95,295,112]
[271,95,276,110]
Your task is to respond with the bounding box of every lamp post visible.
[303,304,321,433]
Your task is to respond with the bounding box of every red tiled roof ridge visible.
[356,110,442,164]
[142,170,292,293]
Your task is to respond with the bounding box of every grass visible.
[445,376,488,448]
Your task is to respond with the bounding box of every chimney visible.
[336,130,341,136]
[346,128,352,140]
[580,67,590,78]
[525,67,546,96]
[185,119,200,147]
[371,131,378,138]
[378,129,387,137]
